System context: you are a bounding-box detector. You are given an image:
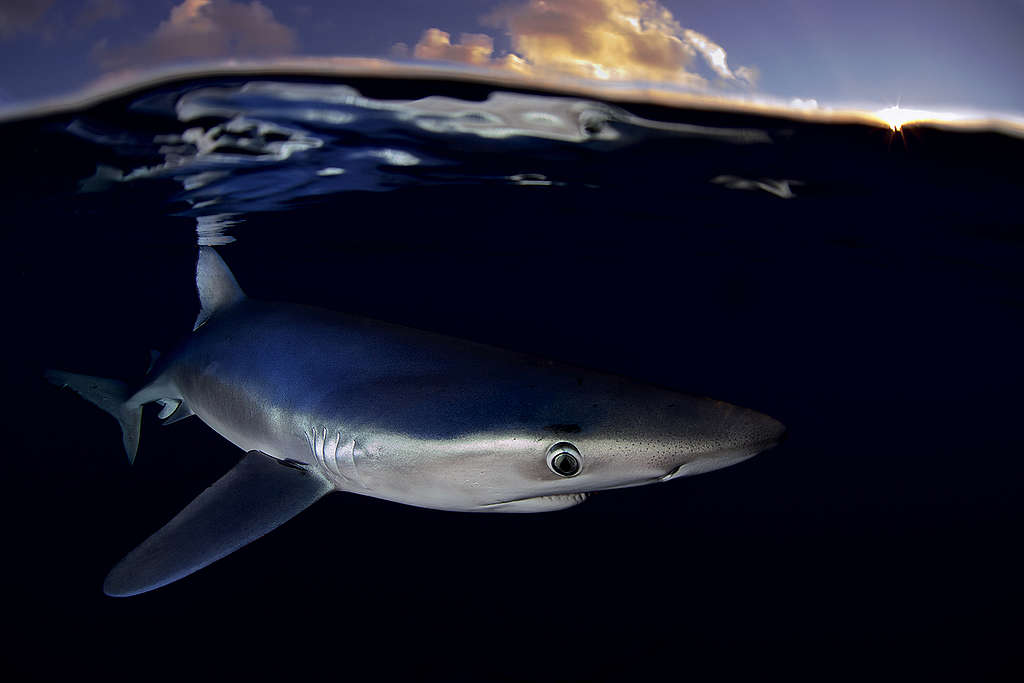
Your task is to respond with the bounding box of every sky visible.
[1,0,1023,115]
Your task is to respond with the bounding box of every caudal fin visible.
[45,370,142,463]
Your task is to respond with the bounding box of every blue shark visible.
[48,247,784,596]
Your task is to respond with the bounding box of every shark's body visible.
[49,248,784,596]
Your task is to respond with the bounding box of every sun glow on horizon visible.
[874,104,969,131]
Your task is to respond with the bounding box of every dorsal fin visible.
[194,247,246,330]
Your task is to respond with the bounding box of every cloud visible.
[734,65,759,87]
[400,0,756,90]
[0,0,54,38]
[407,28,530,73]
[94,0,295,70]
[413,29,496,66]
[681,28,754,84]
[788,97,819,110]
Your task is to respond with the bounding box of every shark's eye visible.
[551,452,579,476]
[546,442,582,477]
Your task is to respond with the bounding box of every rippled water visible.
[4,73,1023,680]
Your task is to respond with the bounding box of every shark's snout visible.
[742,410,787,451]
[659,405,785,481]
[719,405,786,458]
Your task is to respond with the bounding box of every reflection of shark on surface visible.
[47,248,785,596]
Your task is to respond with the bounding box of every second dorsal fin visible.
[194,247,246,330]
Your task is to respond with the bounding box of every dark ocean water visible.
[2,74,1022,681]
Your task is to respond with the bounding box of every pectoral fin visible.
[104,451,332,597]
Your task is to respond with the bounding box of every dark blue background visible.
[2,76,1022,681]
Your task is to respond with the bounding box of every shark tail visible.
[45,370,142,463]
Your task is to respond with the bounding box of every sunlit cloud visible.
[682,28,755,85]
[93,0,295,70]
[397,28,531,74]
[413,29,495,67]
[400,0,756,91]
[788,98,819,110]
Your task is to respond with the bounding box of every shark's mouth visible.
[478,492,589,511]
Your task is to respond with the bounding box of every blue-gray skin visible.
[47,248,784,596]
